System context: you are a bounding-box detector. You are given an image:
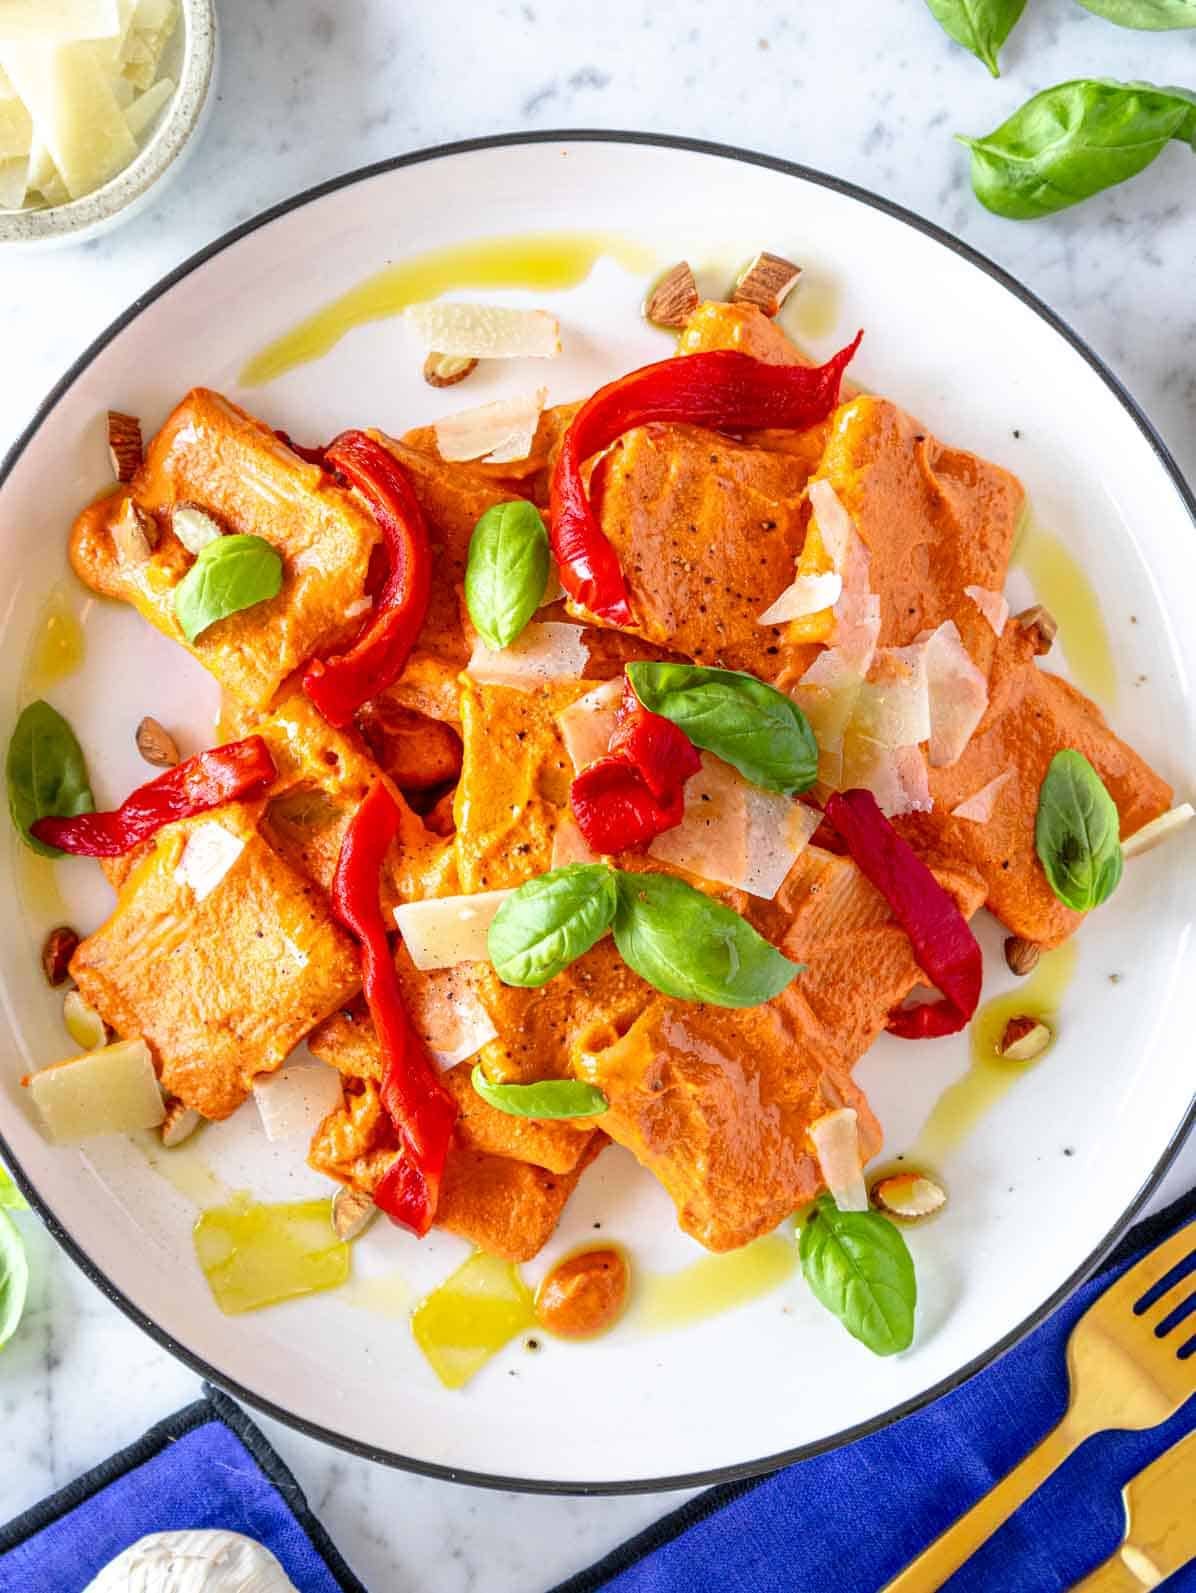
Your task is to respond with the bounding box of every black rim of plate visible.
[2,130,1194,1497]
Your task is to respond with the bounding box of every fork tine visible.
[1149,1285,1196,1342]
[1084,1221,1196,1320]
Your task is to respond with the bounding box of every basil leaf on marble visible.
[612,870,801,1008]
[799,1196,917,1356]
[173,533,283,643]
[1076,0,1196,26]
[470,1067,608,1119]
[0,1209,29,1352]
[465,501,551,651]
[488,864,618,987]
[924,0,1027,75]
[625,663,818,794]
[6,700,95,859]
[1035,748,1123,910]
[959,79,1196,219]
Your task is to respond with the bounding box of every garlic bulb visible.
[83,1530,298,1592]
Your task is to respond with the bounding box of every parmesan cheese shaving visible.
[556,677,623,775]
[807,480,854,571]
[808,1107,869,1213]
[173,821,245,902]
[841,732,932,818]
[394,889,515,970]
[404,967,498,1068]
[951,769,1014,823]
[405,301,561,359]
[756,570,843,626]
[467,621,588,690]
[253,1060,344,1143]
[434,388,547,464]
[852,643,930,749]
[924,620,989,767]
[648,752,819,899]
[964,584,1009,637]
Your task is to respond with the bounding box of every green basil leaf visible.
[799,1195,916,1356]
[6,700,95,859]
[0,1209,29,1352]
[1076,0,1196,27]
[626,662,818,794]
[465,501,551,651]
[959,79,1196,220]
[924,0,1027,75]
[612,870,801,1008]
[173,533,284,643]
[0,1166,27,1211]
[470,1066,608,1119]
[488,864,618,987]
[1035,748,1124,911]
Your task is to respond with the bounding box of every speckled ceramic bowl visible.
[0,0,216,247]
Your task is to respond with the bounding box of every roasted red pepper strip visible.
[549,334,863,622]
[823,788,982,1039]
[571,677,700,853]
[30,737,276,857]
[302,430,432,730]
[331,780,457,1236]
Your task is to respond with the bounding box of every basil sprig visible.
[6,700,95,858]
[488,862,802,1008]
[959,80,1196,220]
[1035,748,1123,911]
[0,1208,28,1351]
[799,1196,917,1357]
[174,533,284,643]
[626,662,818,795]
[465,501,551,651]
[924,0,1027,76]
[488,864,618,988]
[612,871,801,1008]
[470,1066,608,1119]
[1076,0,1195,26]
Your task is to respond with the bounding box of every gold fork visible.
[882,1219,1196,1592]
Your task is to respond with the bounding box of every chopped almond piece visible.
[1003,936,1041,977]
[106,410,142,483]
[160,1098,202,1148]
[41,925,79,987]
[872,1172,946,1221]
[424,352,479,389]
[998,1016,1052,1062]
[111,496,156,564]
[1121,803,1194,860]
[170,503,223,554]
[332,1184,377,1240]
[1014,604,1057,656]
[135,715,179,768]
[732,251,801,318]
[645,262,699,329]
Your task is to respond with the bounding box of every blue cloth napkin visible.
[0,1386,365,1593]
[553,1185,1196,1593]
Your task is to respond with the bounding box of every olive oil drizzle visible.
[1013,514,1116,707]
[634,1232,797,1332]
[912,941,1079,1166]
[240,230,657,388]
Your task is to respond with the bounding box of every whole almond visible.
[1003,936,1041,977]
[1015,604,1058,655]
[424,352,478,389]
[645,262,700,329]
[41,925,80,987]
[136,716,180,768]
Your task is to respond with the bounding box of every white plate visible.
[2,134,1194,1492]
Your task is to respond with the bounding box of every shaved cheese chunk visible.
[964,584,1009,637]
[792,649,863,759]
[551,813,601,868]
[404,967,498,1068]
[1121,803,1195,859]
[123,69,172,136]
[0,38,135,198]
[0,153,26,207]
[434,388,546,464]
[0,2,120,41]
[808,1108,869,1213]
[556,677,622,774]
[951,769,1013,823]
[253,1060,344,1143]
[467,621,587,690]
[832,590,881,676]
[395,889,515,970]
[405,302,561,360]
[924,620,989,767]
[852,644,930,749]
[648,753,819,899]
[842,732,932,817]
[757,570,842,626]
[0,84,32,157]
[173,821,245,902]
[29,1038,163,1144]
[808,480,854,571]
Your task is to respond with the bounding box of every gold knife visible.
[1072,1426,1196,1590]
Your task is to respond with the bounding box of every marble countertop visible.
[1,2,1193,1588]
